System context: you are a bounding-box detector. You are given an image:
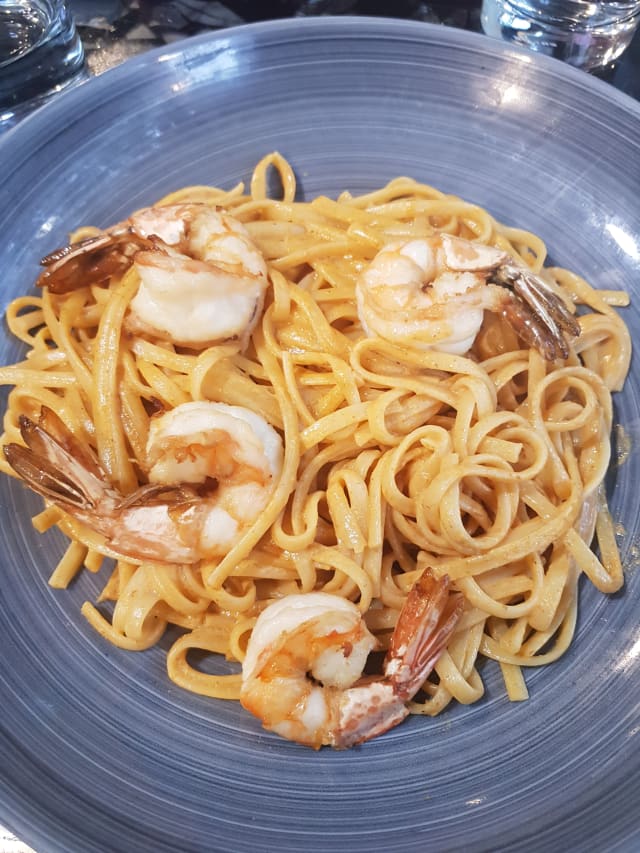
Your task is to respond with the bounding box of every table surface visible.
[1,2,639,851]
[71,0,640,101]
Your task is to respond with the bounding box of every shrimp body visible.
[37,204,269,349]
[3,402,283,564]
[356,234,580,361]
[145,401,283,554]
[240,569,463,749]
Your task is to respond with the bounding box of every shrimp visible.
[3,401,283,564]
[240,568,463,749]
[36,204,269,349]
[356,233,580,361]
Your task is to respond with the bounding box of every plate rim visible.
[1,15,640,164]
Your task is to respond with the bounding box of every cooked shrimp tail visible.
[240,568,463,749]
[493,263,581,361]
[336,571,463,748]
[4,409,199,563]
[384,568,464,700]
[37,227,148,294]
[4,402,283,565]
[5,408,106,509]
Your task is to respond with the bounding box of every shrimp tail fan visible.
[3,408,106,511]
[494,264,580,361]
[385,571,464,700]
[2,406,213,565]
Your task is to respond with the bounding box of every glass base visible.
[0,2,86,118]
[481,0,640,70]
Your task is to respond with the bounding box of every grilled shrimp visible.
[36,204,269,349]
[356,234,580,361]
[3,402,283,564]
[240,568,463,749]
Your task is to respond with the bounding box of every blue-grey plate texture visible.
[1,17,639,853]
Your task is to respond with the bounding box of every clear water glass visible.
[481,0,640,70]
[0,1,86,128]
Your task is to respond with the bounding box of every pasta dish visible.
[0,153,631,748]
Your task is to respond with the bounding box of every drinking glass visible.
[0,0,86,129]
[481,0,640,70]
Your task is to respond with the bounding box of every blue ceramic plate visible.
[0,17,639,853]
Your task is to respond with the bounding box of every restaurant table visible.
[1,1,639,850]
[70,0,640,99]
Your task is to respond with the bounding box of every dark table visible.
[71,0,640,100]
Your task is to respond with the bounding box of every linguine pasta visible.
[0,152,631,718]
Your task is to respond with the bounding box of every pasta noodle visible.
[0,152,631,724]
